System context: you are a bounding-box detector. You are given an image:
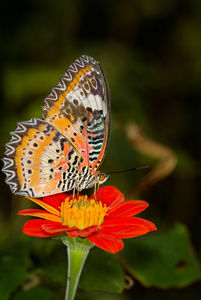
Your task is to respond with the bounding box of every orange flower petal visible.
[106,200,149,220]
[138,218,157,231]
[100,217,152,238]
[66,225,98,238]
[23,220,57,237]
[18,209,62,222]
[41,222,74,235]
[88,232,124,253]
[26,197,60,216]
[41,193,70,210]
[92,186,125,208]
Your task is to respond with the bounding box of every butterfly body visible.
[3,56,111,197]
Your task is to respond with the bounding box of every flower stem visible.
[62,236,94,300]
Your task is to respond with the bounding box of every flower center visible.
[60,195,109,230]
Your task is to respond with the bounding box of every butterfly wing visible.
[43,55,111,174]
[3,118,85,197]
[3,55,111,197]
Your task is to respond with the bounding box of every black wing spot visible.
[60,138,66,151]
[80,126,84,134]
[82,116,87,123]
[68,149,74,160]
[58,181,62,188]
[86,107,92,113]
[72,156,78,166]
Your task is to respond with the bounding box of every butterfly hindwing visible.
[3,118,86,197]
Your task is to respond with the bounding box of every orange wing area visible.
[44,93,91,169]
[3,119,83,197]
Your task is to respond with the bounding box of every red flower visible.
[18,186,157,253]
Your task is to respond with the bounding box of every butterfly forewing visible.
[43,55,110,173]
[3,55,111,197]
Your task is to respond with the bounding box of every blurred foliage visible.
[1,0,201,299]
[122,223,201,288]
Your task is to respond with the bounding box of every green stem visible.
[65,246,89,300]
[62,236,94,300]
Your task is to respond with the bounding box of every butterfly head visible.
[97,173,110,185]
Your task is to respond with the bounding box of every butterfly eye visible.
[99,174,105,181]
[98,173,109,184]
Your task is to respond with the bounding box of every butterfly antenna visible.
[107,166,149,175]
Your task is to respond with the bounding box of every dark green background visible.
[0,0,201,299]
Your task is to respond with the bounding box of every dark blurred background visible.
[1,0,201,299]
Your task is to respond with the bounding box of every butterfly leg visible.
[73,181,79,200]
[94,178,100,203]
[72,184,77,202]
[72,186,75,200]
[99,184,104,201]
[94,183,97,202]
[77,188,80,200]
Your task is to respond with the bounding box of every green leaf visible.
[11,287,57,300]
[121,223,201,288]
[79,248,126,293]
[0,256,26,300]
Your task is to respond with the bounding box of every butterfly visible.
[3,55,111,198]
